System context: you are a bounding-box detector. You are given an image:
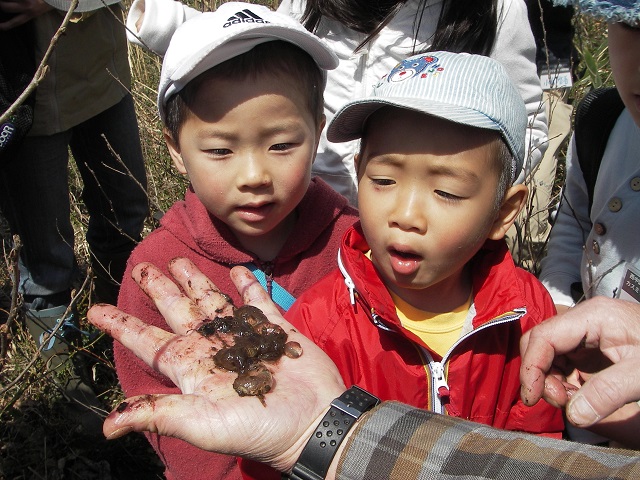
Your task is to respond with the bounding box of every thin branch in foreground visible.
[0,235,22,368]
[0,0,79,125]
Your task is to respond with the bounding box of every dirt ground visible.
[0,277,166,479]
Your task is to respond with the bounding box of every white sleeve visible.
[277,0,306,21]
[492,0,547,184]
[539,134,591,307]
[126,0,201,56]
[277,0,293,14]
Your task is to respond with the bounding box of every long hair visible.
[301,0,498,55]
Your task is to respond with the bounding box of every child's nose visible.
[238,154,271,188]
[389,188,428,233]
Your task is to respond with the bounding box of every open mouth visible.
[236,202,274,220]
[389,247,422,260]
[387,247,423,276]
[242,203,270,212]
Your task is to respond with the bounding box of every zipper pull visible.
[337,248,356,305]
[431,361,450,399]
[345,275,356,305]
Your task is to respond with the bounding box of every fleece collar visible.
[161,177,352,265]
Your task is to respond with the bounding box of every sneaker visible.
[25,304,80,371]
[25,305,105,438]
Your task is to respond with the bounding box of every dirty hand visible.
[87,258,346,473]
[520,297,640,427]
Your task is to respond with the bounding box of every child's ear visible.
[354,153,361,176]
[487,184,528,240]
[164,128,188,175]
[317,115,326,139]
[312,115,326,161]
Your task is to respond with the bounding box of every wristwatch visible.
[286,386,380,480]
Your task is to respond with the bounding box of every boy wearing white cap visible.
[285,51,564,444]
[114,4,357,480]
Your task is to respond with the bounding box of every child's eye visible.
[435,190,463,201]
[371,178,395,186]
[206,148,232,156]
[270,143,292,151]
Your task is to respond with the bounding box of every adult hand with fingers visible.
[87,258,346,474]
[520,296,640,447]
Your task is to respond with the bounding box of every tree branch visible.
[0,0,79,125]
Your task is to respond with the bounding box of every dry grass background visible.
[0,3,610,479]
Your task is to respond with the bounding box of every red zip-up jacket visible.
[239,223,564,480]
[289,223,564,434]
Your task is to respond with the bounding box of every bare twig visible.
[0,271,91,404]
[102,132,162,214]
[0,235,23,368]
[6,236,23,330]
[0,0,79,125]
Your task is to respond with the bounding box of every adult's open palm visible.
[87,258,346,473]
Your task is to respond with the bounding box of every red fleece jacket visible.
[115,178,357,480]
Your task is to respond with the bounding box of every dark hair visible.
[301,0,498,55]
[494,139,514,211]
[164,41,325,143]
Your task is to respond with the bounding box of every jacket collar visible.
[338,223,528,332]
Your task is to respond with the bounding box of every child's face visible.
[357,108,522,312]
[166,73,323,259]
[608,22,640,128]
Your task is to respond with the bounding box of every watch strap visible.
[287,386,380,480]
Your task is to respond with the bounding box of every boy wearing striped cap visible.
[286,51,564,441]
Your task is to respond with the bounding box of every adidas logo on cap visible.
[224,9,270,28]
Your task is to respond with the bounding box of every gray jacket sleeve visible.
[539,133,589,307]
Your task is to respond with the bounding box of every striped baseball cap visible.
[327,51,527,182]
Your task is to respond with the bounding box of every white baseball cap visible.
[158,2,338,123]
[328,51,527,182]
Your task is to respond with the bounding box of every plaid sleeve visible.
[337,401,640,479]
